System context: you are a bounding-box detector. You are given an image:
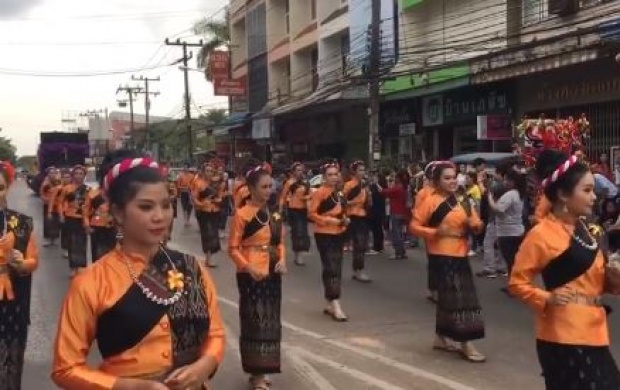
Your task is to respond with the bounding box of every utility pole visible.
[116,85,142,148]
[164,38,203,164]
[367,0,382,170]
[132,75,160,152]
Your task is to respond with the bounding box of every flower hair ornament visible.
[0,161,15,185]
[290,161,303,171]
[103,158,159,195]
[350,160,365,171]
[245,165,263,178]
[541,155,579,189]
[72,164,87,174]
[320,161,340,172]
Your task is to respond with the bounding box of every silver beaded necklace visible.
[121,246,184,306]
[560,220,598,251]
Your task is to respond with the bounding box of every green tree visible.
[193,12,230,81]
[0,133,18,163]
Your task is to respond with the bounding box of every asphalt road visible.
[12,179,620,389]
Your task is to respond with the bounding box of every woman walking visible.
[344,160,372,282]
[61,165,90,276]
[228,163,286,389]
[510,149,620,389]
[82,185,116,262]
[41,167,61,247]
[382,169,410,260]
[0,161,39,390]
[487,169,526,288]
[59,169,73,257]
[192,161,226,268]
[309,159,350,322]
[284,162,311,266]
[410,161,486,362]
[52,149,225,390]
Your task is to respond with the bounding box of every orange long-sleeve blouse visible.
[47,184,65,216]
[410,191,483,257]
[62,183,89,219]
[82,189,112,228]
[531,194,552,225]
[191,177,225,213]
[51,248,226,390]
[343,178,368,217]
[278,177,294,209]
[0,224,38,302]
[308,185,347,235]
[232,180,250,210]
[227,204,285,274]
[509,215,608,346]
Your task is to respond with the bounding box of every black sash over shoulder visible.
[96,249,209,366]
[242,208,270,241]
[91,194,106,211]
[318,191,343,215]
[541,223,599,290]
[7,210,34,324]
[346,183,363,202]
[427,195,456,228]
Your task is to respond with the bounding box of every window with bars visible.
[522,0,605,26]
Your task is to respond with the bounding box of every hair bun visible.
[535,149,568,180]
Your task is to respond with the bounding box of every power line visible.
[132,75,161,150]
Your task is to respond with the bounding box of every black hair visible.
[473,158,486,168]
[395,169,410,187]
[431,162,456,185]
[504,169,527,199]
[98,149,164,208]
[535,149,590,203]
[243,159,271,189]
[495,161,512,177]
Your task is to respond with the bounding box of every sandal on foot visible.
[323,308,348,322]
[432,342,459,353]
[460,349,486,363]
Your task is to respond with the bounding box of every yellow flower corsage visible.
[588,223,603,238]
[7,216,18,230]
[272,212,281,222]
[167,270,185,291]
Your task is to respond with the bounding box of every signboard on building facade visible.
[477,115,512,140]
[208,51,230,79]
[443,86,510,124]
[422,95,444,127]
[380,100,416,137]
[214,77,247,96]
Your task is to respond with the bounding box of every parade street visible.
[15,179,620,390]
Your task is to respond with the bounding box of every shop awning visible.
[211,112,252,136]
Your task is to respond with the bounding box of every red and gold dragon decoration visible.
[514,113,591,167]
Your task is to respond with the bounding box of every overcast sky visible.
[0,0,229,156]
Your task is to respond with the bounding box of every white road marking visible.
[285,347,339,390]
[288,346,409,390]
[167,243,476,390]
[218,296,476,390]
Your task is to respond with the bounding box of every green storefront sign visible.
[402,0,424,10]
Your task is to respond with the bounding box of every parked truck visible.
[27,132,90,194]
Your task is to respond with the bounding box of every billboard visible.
[349,0,398,75]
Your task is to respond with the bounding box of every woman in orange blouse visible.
[233,173,251,210]
[413,161,438,302]
[191,161,226,268]
[228,163,286,390]
[52,149,225,390]
[62,165,90,275]
[82,185,116,262]
[344,160,372,282]
[509,149,620,389]
[58,169,73,255]
[284,162,311,266]
[0,161,39,390]
[308,159,350,322]
[176,164,195,227]
[410,161,486,362]
[167,173,178,241]
[41,167,61,247]
[48,169,67,249]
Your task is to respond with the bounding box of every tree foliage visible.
[0,133,18,163]
[193,12,230,81]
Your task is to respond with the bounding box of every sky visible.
[0,0,229,156]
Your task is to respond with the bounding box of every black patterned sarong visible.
[65,217,87,268]
[347,216,368,271]
[433,255,485,342]
[196,211,221,254]
[237,272,282,375]
[314,233,345,300]
[60,220,70,250]
[537,340,620,390]
[43,207,60,240]
[288,208,310,253]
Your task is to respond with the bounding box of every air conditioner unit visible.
[548,0,579,16]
